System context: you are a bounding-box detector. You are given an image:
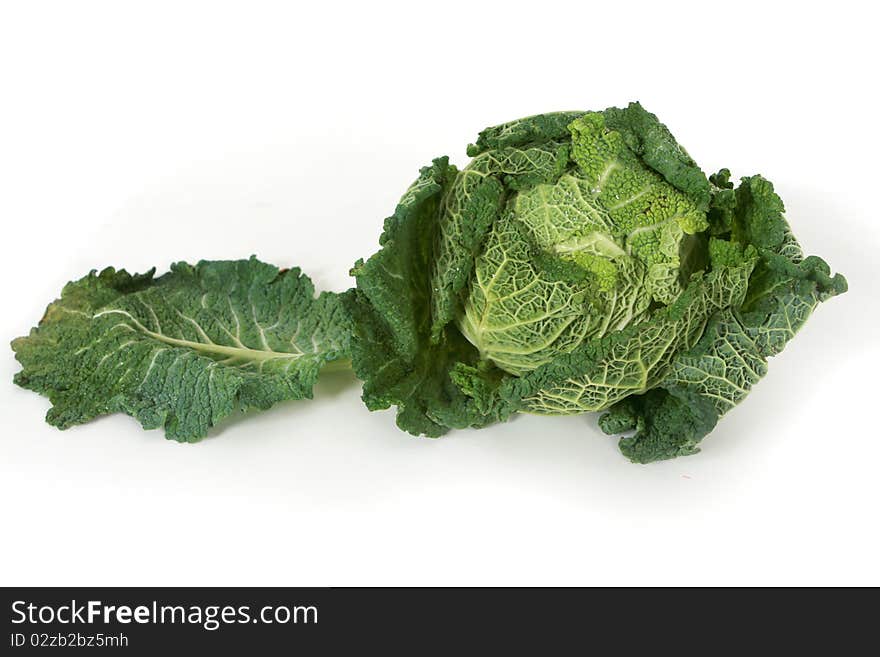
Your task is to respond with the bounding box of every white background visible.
[1,1,877,586]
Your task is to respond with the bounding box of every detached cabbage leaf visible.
[13,258,350,440]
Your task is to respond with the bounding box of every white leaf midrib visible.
[94,308,308,363]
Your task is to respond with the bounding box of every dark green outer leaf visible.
[13,257,350,441]
[611,386,720,464]
[598,176,847,461]
[602,102,711,211]
[466,112,585,156]
[343,158,483,436]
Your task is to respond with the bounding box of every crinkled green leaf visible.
[664,310,768,414]
[513,258,756,415]
[602,101,711,211]
[707,168,737,235]
[430,143,569,339]
[440,257,755,432]
[568,111,708,304]
[344,158,483,436]
[732,175,787,250]
[13,258,350,441]
[466,111,585,156]
[603,386,720,463]
[599,177,846,461]
[458,212,651,376]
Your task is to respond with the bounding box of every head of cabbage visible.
[453,112,708,375]
[345,103,845,462]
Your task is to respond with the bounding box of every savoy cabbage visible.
[344,103,846,461]
[12,103,846,462]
